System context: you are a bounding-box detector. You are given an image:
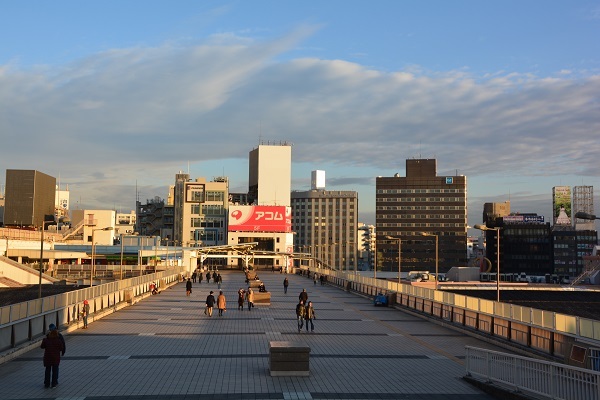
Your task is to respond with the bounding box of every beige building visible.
[291,181,359,272]
[173,174,229,248]
[70,210,116,245]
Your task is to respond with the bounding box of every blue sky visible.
[1,1,599,228]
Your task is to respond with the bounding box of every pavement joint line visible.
[107,355,131,360]
[139,333,155,336]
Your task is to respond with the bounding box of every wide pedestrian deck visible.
[1,271,513,400]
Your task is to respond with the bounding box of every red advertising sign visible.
[228,206,292,232]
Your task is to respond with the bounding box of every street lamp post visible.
[474,224,501,302]
[119,233,124,280]
[39,220,55,298]
[90,227,114,287]
[419,233,439,290]
[328,243,338,271]
[385,236,402,284]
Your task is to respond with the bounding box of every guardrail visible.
[0,266,186,361]
[308,268,600,368]
[465,346,600,400]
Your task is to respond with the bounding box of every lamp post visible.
[119,233,124,280]
[39,220,55,298]
[385,236,402,284]
[328,242,338,271]
[474,224,501,302]
[418,233,439,290]
[90,227,114,287]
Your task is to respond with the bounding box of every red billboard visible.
[228,206,292,232]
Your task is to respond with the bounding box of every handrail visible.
[0,266,187,357]
[465,346,600,400]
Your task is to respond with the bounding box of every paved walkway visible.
[1,271,511,400]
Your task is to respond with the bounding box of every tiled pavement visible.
[0,271,512,400]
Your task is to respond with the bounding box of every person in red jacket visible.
[41,324,65,388]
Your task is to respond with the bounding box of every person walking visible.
[206,272,211,284]
[217,290,227,317]
[192,271,197,283]
[305,301,316,332]
[296,300,305,332]
[237,288,245,310]
[299,288,308,304]
[205,291,216,317]
[320,274,325,286]
[212,271,218,283]
[217,273,222,289]
[246,287,254,311]
[81,300,90,329]
[41,324,65,388]
[198,272,203,284]
[313,274,317,286]
[283,277,289,294]
[186,278,193,296]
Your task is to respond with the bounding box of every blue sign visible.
[445,177,453,184]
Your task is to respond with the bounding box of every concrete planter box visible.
[269,341,310,376]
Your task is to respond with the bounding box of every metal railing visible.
[309,268,600,364]
[465,346,600,400]
[0,266,186,358]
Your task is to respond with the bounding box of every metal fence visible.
[465,346,600,400]
[0,266,186,357]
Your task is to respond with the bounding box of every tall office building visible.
[376,159,468,274]
[291,181,358,272]
[4,169,56,228]
[248,142,292,206]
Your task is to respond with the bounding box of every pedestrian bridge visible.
[0,270,597,400]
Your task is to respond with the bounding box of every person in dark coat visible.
[304,301,316,332]
[237,288,245,310]
[41,324,65,388]
[205,291,216,317]
[283,278,289,294]
[296,300,305,332]
[186,278,192,296]
[206,272,211,283]
[299,289,308,304]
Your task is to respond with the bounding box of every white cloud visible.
[1,30,599,226]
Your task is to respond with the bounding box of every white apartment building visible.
[248,142,292,206]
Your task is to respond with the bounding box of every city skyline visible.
[1,1,599,229]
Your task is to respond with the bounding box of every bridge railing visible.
[0,266,186,360]
[314,268,600,369]
[465,346,600,400]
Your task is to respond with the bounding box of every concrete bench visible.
[248,280,262,288]
[269,341,310,376]
[253,291,271,305]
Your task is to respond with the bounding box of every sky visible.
[1,1,599,231]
